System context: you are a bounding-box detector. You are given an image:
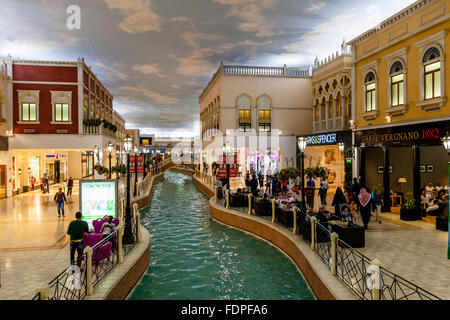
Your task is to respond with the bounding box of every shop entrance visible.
[54,160,61,184]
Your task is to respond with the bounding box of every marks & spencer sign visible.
[306,133,337,146]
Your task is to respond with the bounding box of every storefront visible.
[355,120,450,213]
[82,151,94,178]
[297,131,353,190]
[245,148,280,176]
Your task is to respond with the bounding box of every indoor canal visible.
[127,171,315,300]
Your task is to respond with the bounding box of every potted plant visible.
[400,192,421,221]
[94,164,109,176]
[436,203,448,231]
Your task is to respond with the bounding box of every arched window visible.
[364,71,376,112]
[237,94,251,132]
[423,47,441,100]
[390,61,404,107]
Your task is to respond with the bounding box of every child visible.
[341,205,353,223]
[349,199,358,220]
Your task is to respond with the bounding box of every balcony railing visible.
[222,65,311,77]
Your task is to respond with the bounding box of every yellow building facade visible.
[348,0,450,214]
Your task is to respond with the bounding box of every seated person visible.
[425,182,435,197]
[421,189,431,206]
[426,195,442,216]
[340,205,353,223]
[100,216,117,240]
[435,182,444,192]
[315,206,332,222]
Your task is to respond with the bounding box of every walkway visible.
[0,183,78,299]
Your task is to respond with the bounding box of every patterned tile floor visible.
[0,183,79,300]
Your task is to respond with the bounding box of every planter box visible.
[436,216,449,231]
[400,208,421,221]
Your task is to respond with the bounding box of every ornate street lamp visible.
[297,137,307,213]
[133,145,139,197]
[107,141,113,179]
[123,135,134,244]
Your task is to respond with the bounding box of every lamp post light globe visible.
[443,132,450,154]
[297,137,307,153]
[124,135,132,154]
[338,142,345,154]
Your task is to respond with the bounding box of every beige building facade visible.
[199,63,313,178]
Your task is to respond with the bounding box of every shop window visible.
[364,71,376,112]
[21,103,37,121]
[328,102,334,118]
[54,103,70,122]
[314,105,319,121]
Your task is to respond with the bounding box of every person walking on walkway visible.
[67,212,89,266]
[41,173,49,194]
[372,185,384,224]
[272,175,278,197]
[54,187,68,218]
[304,181,315,210]
[67,177,74,197]
[295,174,301,195]
[319,177,329,205]
[29,176,35,191]
[358,187,373,230]
[350,178,361,207]
[331,187,348,217]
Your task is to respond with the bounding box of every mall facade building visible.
[297,42,354,191]
[199,63,313,179]
[0,57,126,198]
[348,0,450,213]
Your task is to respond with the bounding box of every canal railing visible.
[205,182,441,301]
[32,202,141,300]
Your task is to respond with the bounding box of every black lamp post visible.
[123,135,134,244]
[107,141,113,179]
[133,145,139,197]
[297,137,307,213]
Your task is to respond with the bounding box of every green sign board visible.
[79,180,118,221]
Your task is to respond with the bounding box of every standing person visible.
[41,173,49,194]
[304,181,315,210]
[54,187,68,218]
[250,175,258,196]
[372,185,384,224]
[259,174,264,190]
[295,174,301,195]
[67,212,89,266]
[67,177,74,197]
[331,187,348,217]
[245,175,251,193]
[266,175,272,196]
[350,178,361,206]
[272,175,279,197]
[358,187,373,230]
[307,176,315,189]
[281,179,287,196]
[29,176,35,191]
[320,177,329,205]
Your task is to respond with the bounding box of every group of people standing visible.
[330,178,384,230]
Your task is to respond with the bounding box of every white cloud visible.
[92,60,129,81]
[214,0,283,38]
[284,0,416,59]
[103,0,161,34]
[306,1,325,13]
[132,63,170,78]
[119,86,180,104]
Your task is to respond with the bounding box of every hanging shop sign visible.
[218,164,227,179]
[129,155,136,174]
[137,155,144,174]
[229,163,238,178]
[356,121,449,147]
[79,179,118,220]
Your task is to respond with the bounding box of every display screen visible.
[79,180,117,220]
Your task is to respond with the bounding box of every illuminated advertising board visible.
[306,133,338,146]
[79,180,118,220]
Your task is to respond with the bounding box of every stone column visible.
[325,101,330,130]
[333,99,337,129]
[341,96,346,128]
[383,146,391,212]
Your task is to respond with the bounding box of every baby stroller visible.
[339,204,354,224]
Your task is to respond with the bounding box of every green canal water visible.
[127,171,315,300]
